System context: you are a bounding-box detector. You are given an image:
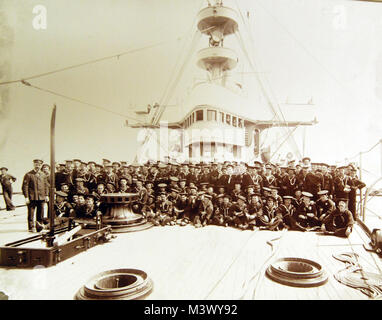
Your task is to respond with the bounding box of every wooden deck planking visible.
[1,208,382,300]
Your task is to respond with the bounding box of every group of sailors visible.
[19,157,366,236]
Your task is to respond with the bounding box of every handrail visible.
[362,176,382,221]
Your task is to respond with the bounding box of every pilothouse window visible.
[196,110,204,121]
[207,110,217,121]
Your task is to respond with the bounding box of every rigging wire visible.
[135,0,205,161]
[235,0,302,158]
[233,3,301,159]
[342,140,381,162]
[254,0,380,156]
[0,39,184,87]
[20,81,143,122]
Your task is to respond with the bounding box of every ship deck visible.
[0,205,382,300]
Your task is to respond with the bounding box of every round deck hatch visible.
[75,268,153,300]
[266,257,328,287]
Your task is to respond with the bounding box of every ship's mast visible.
[196,1,238,86]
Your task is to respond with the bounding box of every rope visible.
[270,127,298,160]
[0,39,182,86]
[135,0,204,162]
[341,140,381,163]
[234,1,302,158]
[251,229,287,299]
[21,81,143,122]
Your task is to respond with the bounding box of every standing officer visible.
[0,167,17,211]
[348,167,366,219]
[22,159,50,232]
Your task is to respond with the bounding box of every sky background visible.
[1,0,382,188]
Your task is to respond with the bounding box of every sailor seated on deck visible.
[246,193,262,230]
[229,195,249,230]
[321,198,354,238]
[173,192,190,224]
[256,195,284,231]
[194,193,214,228]
[153,192,174,226]
[75,194,101,219]
[292,191,321,232]
[276,195,295,230]
[316,190,335,223]
[210,194,225,226]
[142,194,156,222]
[54,191,75,219]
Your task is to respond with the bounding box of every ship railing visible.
[361,177,382,222]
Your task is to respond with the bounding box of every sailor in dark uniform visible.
[178,164,189,181]
[230,195,249,230]
[74,194,87,218]
[173,192,190,223]
[130,179,148,214]
[41,164,50,177]
[206,184,217,203]
[302,157,311,167]
[0,167,17,211]
[177,179,187,194]
[348,166,366,219]
[230,182,244,202]
[257,195,283,230]
[242,164,263,190]
[54,191,74,218]
[118,177,130,193]
[191,193,212,227]
[262,187,272,205]
[169,176,180,192]
[292,191,320,231]
[276,195,295,229]
[199,165,211,185]
[186,165,198,186]
[298,165,321,200]
[319,163,334,196]
[168,187,179,204]
[333,166,351,201]
[209,163,220,185]
[321,198,354,237]
[216,166,228,187]
[244,184,255,203]
[154,192,174,226]
[281,166,298,197]
[157,183,168,194]
[91,182,108,214]
[22,159,50,232]
[221,164,240,193]
[145,182,155,197]
[269,186,283,207]
[79,194,100,219]
[246,193,262,230]
[62,160,75,190]
[74,177,89,196]
[199,182,209,193]
[104,164,119,191]
[262,164,278,189]
[211,194,225,226]
[142,194,156,222]
[106,182,116,193]
[316,190,335,222]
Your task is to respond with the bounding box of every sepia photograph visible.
[1,0,382,305]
